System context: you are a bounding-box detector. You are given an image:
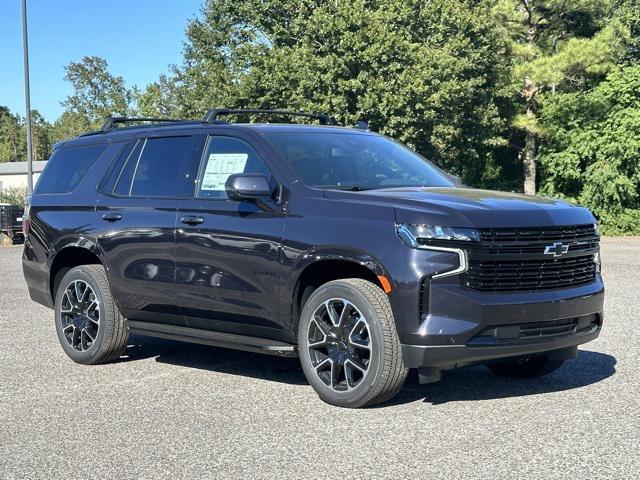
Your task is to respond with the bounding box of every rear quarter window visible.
[35,144,107,194]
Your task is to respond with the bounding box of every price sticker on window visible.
[201,153,249,191]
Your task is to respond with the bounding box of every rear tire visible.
[54,265,129,364]
[487,355,565,379]
[298,278,408,408]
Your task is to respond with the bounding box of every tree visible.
[174,0,511,184]
[50,111,91,144]
[539,65,640,234]
[0,106,24,162]
[495,0,623,194]
[135,73,182,118]
[61,56,135,131]
[30,110,52,161]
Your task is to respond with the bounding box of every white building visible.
[0,161,47,193]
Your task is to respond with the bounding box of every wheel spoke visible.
[349,318,370,350]
[62,324,74,333]
[80,284,92,304]
[83,327,96,342]
[314,357,331,374]
[338,301,354,328]
[324,301,340,326]
[61,294,73,313]
[344,358,367,389]
[346,356,368,373]
[70,326,80,349]
[85,298,99,316]
[74,281,84,304]
[308,337,327,348]
[311,316,331,338]
[330,360,342,388]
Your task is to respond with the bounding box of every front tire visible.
[54,265,129,364]
[298,278,408,408]
[487,355,565,379]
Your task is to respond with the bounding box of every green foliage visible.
[0,186,27,207]
[176,0,512,185]
[0,107,52,162]
[61,56,135,132]
[539,65,640,234]
[0,106,25,162]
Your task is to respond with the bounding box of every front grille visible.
[466,254,597,291]
[478,224,597,243]
[461,224,599,292]
[475,224,598,255]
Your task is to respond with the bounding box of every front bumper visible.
[402,319,601,369]
[395,267,604,370]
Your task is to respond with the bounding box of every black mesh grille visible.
[463,224,599,292]
[478,224,597,243]
[466,254,596,292]
[474,224,599,255]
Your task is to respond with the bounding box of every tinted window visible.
[113,140,144,196]
[35,144,107,194]
[263,132,453,190]
[196,136,270,199]
[114,136,195,197]
[100,141,137,194]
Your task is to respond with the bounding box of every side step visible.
[128,321,298,357]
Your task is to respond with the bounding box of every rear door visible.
[175,132,287,339]
[95,133,204,326]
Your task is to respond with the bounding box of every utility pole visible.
[22,0,34,194]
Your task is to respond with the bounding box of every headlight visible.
[396,224,480,247]
[593,223,600,237]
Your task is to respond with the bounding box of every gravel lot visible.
[0,238,638,479]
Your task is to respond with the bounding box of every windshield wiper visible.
[320,185,374,191]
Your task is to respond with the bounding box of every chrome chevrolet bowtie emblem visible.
[544,242,569,257]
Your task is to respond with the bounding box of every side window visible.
[35,144,107,194]
[99,141,136,193]
[196,136,270,199]
[113,136,195,197]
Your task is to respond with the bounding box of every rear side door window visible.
[112,136,199,197]
[196,136,271,199]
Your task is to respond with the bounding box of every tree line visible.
[1,0,639,233]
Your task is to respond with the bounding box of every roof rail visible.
[99,116,189,133]
[201,108,335,125]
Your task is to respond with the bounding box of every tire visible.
[487,355,565,379]
[298,278,408,408]
[54,264,129,364]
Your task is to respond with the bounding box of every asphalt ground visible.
[0,238,638,479]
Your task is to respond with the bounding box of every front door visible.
[96,133,203,325]
[175,134,287,340]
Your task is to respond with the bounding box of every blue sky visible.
[0,0,203,122]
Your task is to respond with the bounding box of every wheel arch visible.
[287,248,391,332]
[49,239,105,303]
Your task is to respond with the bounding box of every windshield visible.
[262,132,454,190]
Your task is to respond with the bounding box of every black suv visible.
[23,109,604,408]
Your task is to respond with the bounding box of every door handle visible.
[180,215,204,225]
[102,213,123,222]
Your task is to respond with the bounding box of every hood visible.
[323,187,595,228]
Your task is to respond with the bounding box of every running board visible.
[128,321,298,357]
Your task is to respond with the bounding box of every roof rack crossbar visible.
[201,109,334,125]
[99,116,188,132]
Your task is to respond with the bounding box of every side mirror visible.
[225,173,273,201]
